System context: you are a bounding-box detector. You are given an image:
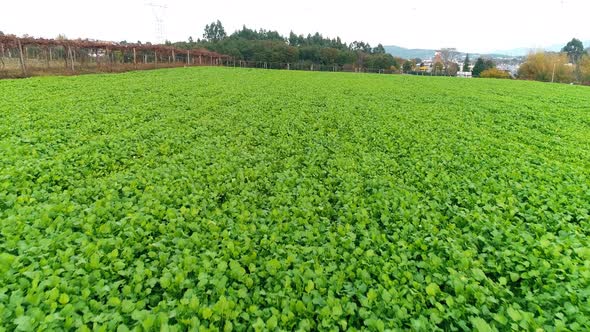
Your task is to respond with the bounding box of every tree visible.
[580,55,590,84]
[0,31,4,36]
[562,38,585,81]
[562,38,584,64]
[350,41,371,53]
[402,60,414,73]
[472,57,495,77]
[288,31,299,46]
[203,20,226,42]
[433,62,444,75]
[372,44,386,54]
[447,62,459,76]
[462,54,470,72]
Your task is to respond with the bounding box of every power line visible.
[146,2,168,44]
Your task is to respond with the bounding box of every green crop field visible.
[1,67,589,331]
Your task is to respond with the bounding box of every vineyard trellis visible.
[0,34,230,78]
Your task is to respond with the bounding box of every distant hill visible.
[385,41,590,60]
[383,46,436,60]
[491,40,590,56]
[383,45,515,61]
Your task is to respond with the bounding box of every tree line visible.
[170,20,404,71]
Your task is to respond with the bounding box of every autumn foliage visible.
[480,68,511,79]
[518,52,574,83]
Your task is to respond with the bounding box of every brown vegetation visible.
[480,68,511,79]
[0,34,230,78]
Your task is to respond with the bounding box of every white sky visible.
[1,0,589,53]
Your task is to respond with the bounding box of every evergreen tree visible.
[372,44,386,54]
[203,20,226,42]
[472,58,485,77]
[463,54,470,72]
[472,57,495,77]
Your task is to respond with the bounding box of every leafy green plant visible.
[0,67,589,330]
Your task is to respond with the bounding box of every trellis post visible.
[17,39,27,76]
[45,46,50,68]
[67,45,75,72]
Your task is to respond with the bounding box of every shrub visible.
[480,68,511,79]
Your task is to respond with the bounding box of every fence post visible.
[0,43,4,71]
[17,39,27,76]
[154,50,157,68]
[45,46,50,69]
[106,48,112,72]
[133,48,137,69]
[187,50,190,65]
[68,45,75,72]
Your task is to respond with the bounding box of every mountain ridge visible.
[385,40,590,59]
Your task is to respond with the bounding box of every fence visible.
[224,59,399,74]
[0,35,229,78]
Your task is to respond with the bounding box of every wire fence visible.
[224,59,399,74]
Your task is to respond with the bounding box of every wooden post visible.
[96,49,100,69]
[0,43,5,71]
[106,48,112,72]
[70,47,76,71]
[17,39,27,76]
[187,50,190,65]
[199,55,202,65]
[63,46,68,69]
[68,46,75,72]
[154,50,157,68]
[171,50,174,63]
[133,48,137,69]
[45,47,50,68]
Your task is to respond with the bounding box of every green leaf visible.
[14,316,34,331]
[470,317,493,332]
[58,293,70,305]
[202,308,213,319]
[426,283,440,297]
[305,280,315,293]
[507,307,522,321]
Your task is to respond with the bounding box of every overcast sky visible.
[2,0,589,53]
